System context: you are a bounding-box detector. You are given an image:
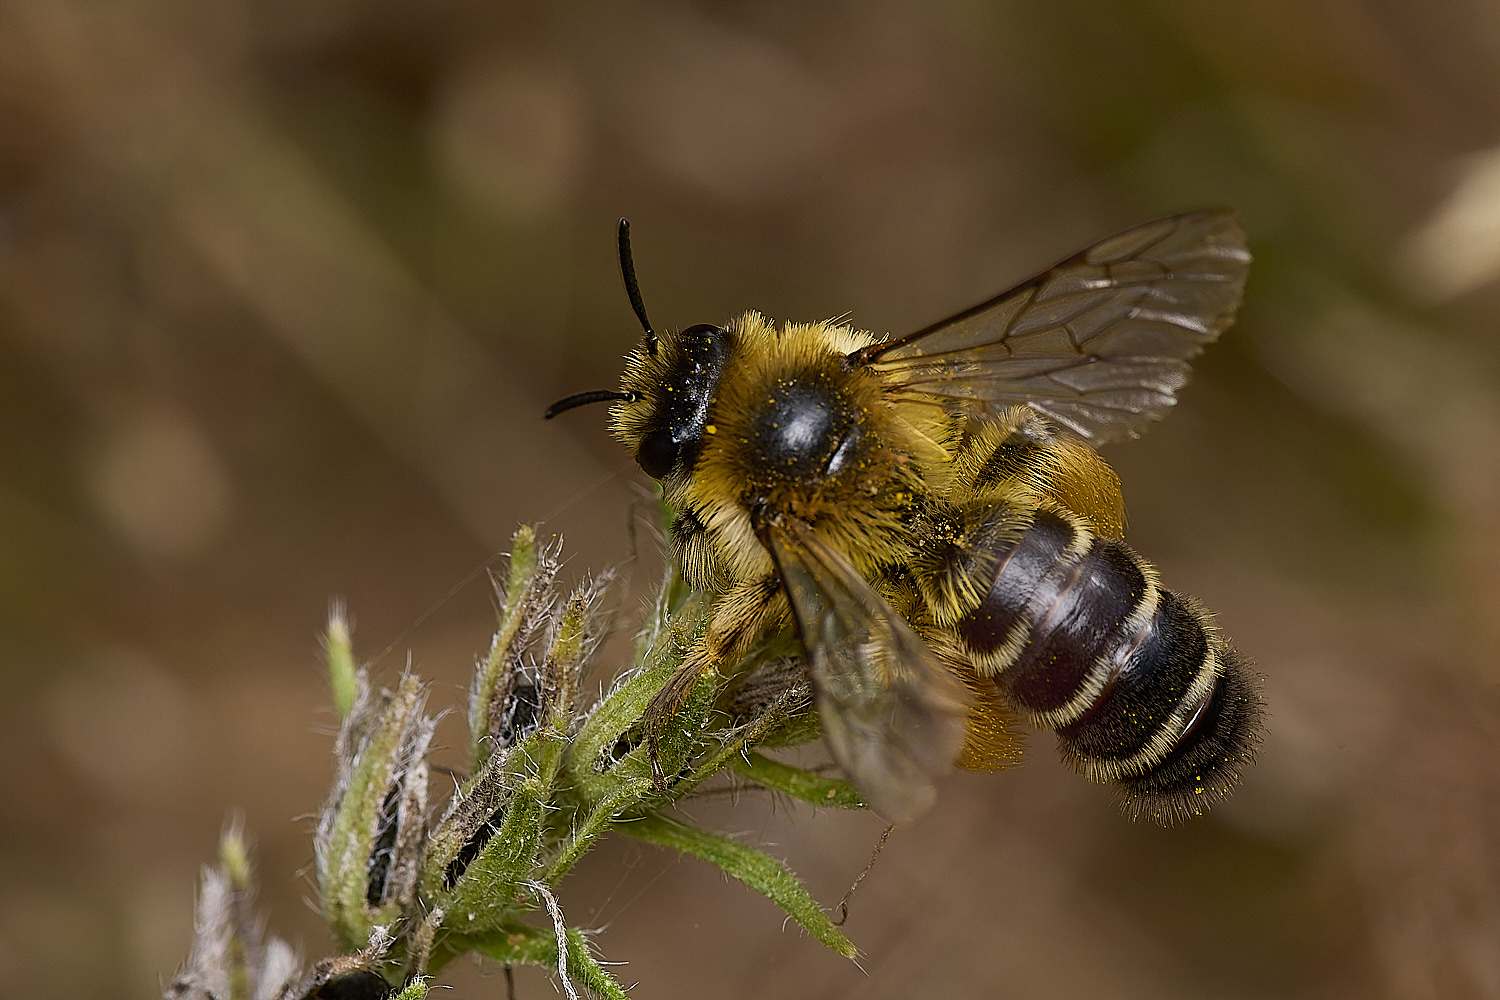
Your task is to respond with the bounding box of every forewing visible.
[854,210,1251,443]
[765,520,971,823]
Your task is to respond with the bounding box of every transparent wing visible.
[765,519,971,823]
[851,210,1251,443]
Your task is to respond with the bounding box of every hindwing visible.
[851,210,1251,443]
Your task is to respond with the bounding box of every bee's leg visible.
[643,575,784,788]
[642,646,716,788]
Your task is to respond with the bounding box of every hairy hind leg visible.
[643,575,785,786]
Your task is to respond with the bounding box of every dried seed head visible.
[288,926,396,1000]
[424,761,509,896]
[315,671,436,949]
[541,571,615,730]
[469,526,562,769]
[492,666,545,750]
[164,826,303,1000]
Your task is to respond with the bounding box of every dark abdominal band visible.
[956,511,1262,821]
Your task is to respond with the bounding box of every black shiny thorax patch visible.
[752,374,864,483]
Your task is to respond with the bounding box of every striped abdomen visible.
[921,498,1262,823]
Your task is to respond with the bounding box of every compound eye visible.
[636,429,680,479]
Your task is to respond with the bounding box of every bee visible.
[547,213,1263,824]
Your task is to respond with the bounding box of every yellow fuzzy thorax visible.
[609,312,961,594]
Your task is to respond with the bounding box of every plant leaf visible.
[616,812,857,959]
[734,752,865,809]
[466,923,631,1000]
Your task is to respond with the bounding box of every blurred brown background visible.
[3,1,1500,997]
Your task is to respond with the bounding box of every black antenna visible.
[544,389,636,420]
[618,218,657,355]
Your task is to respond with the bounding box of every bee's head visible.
[545,220,730,482]
[616,322,731,479]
